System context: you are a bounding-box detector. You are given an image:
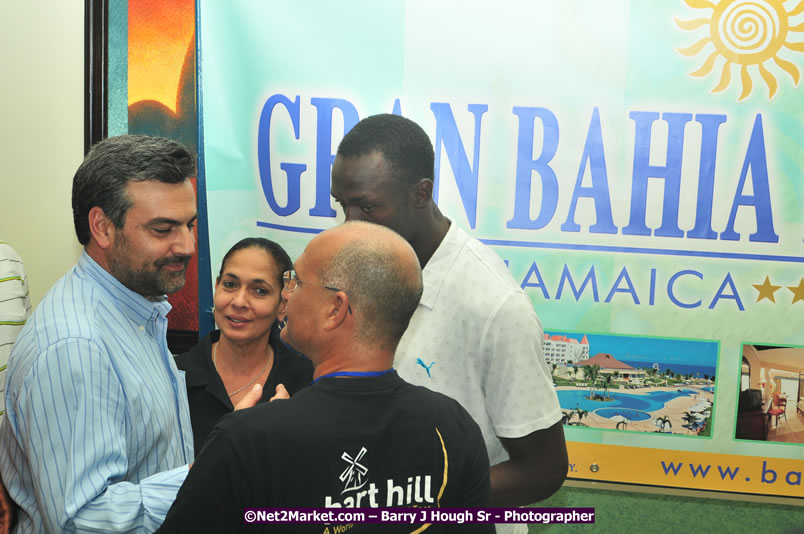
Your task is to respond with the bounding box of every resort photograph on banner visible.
[548,331,718,437]
[736,344,804,445]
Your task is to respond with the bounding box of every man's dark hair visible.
[72,135,196,245]
[218,237,292,289]
[336,114,434,186]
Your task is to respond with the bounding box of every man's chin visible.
[159,271,187,295]
[279,327,307,359]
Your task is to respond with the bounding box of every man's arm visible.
[6,338,188,533]
[482,291,567,506]
[490,422,568,506]
[159,428,247,533]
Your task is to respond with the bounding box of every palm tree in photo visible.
[656,415,672,433]
[585,365,600,399]
[561,410,574,425]
[682,411,697,434]
[647,367,658,385]
[576,407,588,424]
[571,366,579,382]
[661,368,671,386]
[602,374,613,400]
[551,363,558,377]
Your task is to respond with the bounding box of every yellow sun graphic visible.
[675,0,804,100]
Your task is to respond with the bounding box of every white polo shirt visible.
[395,222,562,534]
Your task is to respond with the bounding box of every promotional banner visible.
[127,0,200,334]
[197,0,804,498]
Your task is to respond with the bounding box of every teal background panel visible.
[107,0,128,136]
[107,1,804,531]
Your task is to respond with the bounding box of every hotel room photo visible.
[736,344,804,444]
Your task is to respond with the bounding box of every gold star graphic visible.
[788,278,804,304]
[753,276,781,303]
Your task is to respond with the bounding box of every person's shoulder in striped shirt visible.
[0,240,31,419]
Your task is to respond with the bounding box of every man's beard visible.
[108,235,190,297]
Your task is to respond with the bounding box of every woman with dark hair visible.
[175,238,312,452]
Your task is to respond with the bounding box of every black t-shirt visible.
[159,371,493,533]
[174,327,313,453]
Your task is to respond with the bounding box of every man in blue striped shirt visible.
[0,135,254,533]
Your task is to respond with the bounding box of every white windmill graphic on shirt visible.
[339,447,369,493]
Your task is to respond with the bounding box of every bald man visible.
[158,222,493,533]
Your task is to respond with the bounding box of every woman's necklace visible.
[212,342,272,397]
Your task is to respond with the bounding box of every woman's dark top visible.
[175,326,313,453]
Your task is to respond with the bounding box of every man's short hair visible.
[336,114,434,186]
[72,135,196,245]
[320,223,423,346]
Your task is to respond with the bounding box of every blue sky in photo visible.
[546,331,718,367]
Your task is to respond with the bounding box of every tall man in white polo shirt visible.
[330,114,568,534]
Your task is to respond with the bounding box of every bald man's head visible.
[314,221,423,348]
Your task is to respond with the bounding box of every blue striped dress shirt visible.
[0,251,194,533]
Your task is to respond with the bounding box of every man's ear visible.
[88,206,115,249]
[411,178,433,208]
[321,292,351,332]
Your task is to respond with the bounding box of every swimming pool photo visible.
[558,388,700,416]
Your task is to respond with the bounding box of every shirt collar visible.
[77,250,172,324]
[418,219,465,310]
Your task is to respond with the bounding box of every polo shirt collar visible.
[181,330,219,389]
[418,219,465,310]
[77,250,172,323]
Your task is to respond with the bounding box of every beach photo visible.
[736,344,804,445]
[547,331,718,437]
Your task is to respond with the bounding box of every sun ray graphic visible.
[675,0,804,100]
